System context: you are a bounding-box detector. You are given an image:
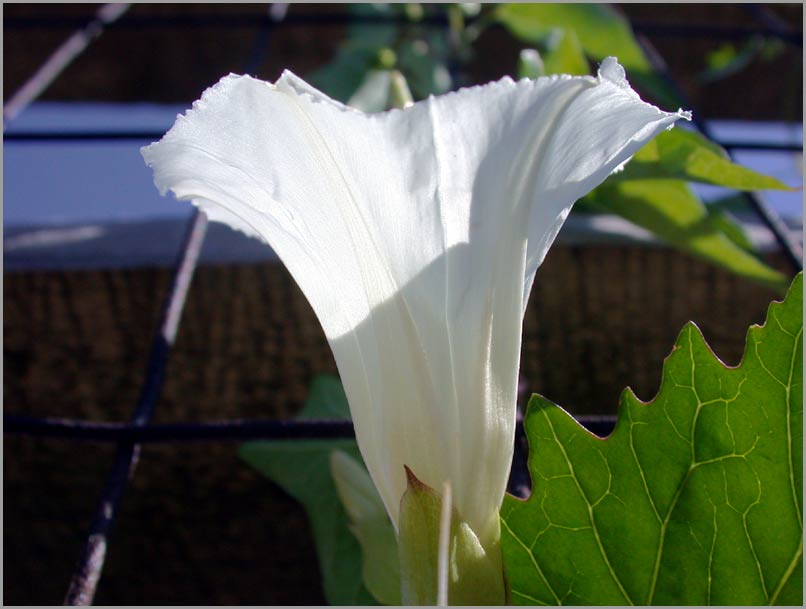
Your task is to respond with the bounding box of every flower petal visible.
[142,59,687,546]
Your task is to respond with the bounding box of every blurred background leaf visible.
[541,28,589,76]
[494,3,682,108]
[307,4,400,103]
[612,128,792,190]
[582,180,788,290]
[308,3,452,105]
[699,36,784,83]
[309,3,795,290]
[240,376,379,605]
[348,69,394,113]
[331,450,401,605]
[516,48,545,80]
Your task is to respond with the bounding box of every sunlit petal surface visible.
[143,57,688,547]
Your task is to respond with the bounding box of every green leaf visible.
[700,37,763,83]
[396,35,452,98]
[706,206,756,253]
[616,128,793,191]
[307,5,399,102]
[308,46,384,104]
[331,450,401,605]
[682,192,761,254]
[398,467,446,605]
[239,376,378,605]
[541,28,589,76]
[582,179,789,290]
[501,273,803,605]
[494,3,680,108]
[308,4,452,104]
[707,192,756,215]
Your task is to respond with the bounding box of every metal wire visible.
[742,3,802,47]
[5,130,802,154]
[4,12,453,30]
[3,4,130,128]
[57,5,289,598]
[2,412,619,444]
[63,210,208,606]
[5,414,356,443]
[720,141,804,153]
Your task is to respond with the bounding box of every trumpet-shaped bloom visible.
[142,58,688,552]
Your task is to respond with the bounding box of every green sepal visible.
[398,466,508,606]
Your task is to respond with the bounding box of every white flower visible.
[142,57,688,554]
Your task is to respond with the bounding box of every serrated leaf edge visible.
[506,273,802,605]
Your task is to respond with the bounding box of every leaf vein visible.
[512,589,550,605]
[769,539,802,605]
[544,411,634,605]
[501,516,561,605]
[785,326,803,525]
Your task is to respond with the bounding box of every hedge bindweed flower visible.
[143,57,688,603]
